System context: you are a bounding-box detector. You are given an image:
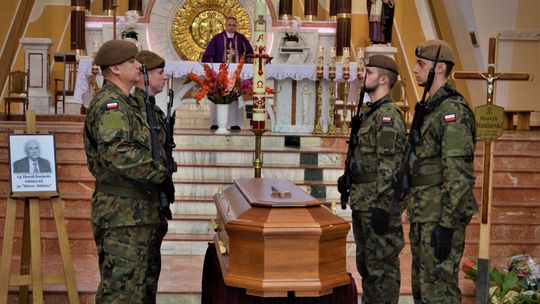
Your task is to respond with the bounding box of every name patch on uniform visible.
[382,116,392,123]
[106,102,118,109]
[444,113,456,122]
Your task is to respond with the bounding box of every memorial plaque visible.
[213,178,351,297]
[475,104,504,141]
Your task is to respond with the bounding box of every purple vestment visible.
[202,31,254,63]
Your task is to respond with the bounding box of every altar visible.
[75,57,361,134]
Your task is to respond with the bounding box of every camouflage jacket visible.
[349,94,406,214]
[133,88,167,146]
[406,82,478,228]
[84,82,167,227]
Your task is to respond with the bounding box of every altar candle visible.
[317,46,324,67]
[252,0,267,129]
[357,47,365,77]
[329,47,336,67]
[342,47,350,64]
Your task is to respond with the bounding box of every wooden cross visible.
[453,37,529,105]
[452,37,530,304]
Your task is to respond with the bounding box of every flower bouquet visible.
[120,10,140,41]
[282,15,302,42]
[461,256,540,304]
[188,57,251,105]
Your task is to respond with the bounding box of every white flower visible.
[291,16,302,34]
[124,10,140,31]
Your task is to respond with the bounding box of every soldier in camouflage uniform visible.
[408,39,477,303]
[84,40,175,304]
[133,50,170,301]
[348,55,406,304]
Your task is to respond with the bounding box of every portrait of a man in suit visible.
[13,139,52,173]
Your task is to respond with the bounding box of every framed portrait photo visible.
[9,134,58,197]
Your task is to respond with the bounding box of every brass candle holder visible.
[341,70,350,135]
[340,47,351,135]
[327,65,337,135]
[314,47,324,134]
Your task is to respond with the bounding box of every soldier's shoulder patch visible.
[105,101,119,109]
[444,113,456,122]
[382,116,392,124]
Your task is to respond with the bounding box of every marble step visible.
[176,166,342,183]
[2,217,538,259]
[0,178,538,205]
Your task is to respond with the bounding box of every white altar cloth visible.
[164,61,360,82]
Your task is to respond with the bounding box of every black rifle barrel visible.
[142,65,170,212]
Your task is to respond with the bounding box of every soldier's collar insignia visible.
[444,113,456,122]
[382,116,392,123]
[106,102,118,109]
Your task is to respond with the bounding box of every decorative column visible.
[278,0,292,20]
[329,0,337,21]
[85,0,91,11]
[20,38,53,114]
[103,0,115,16]
[335,0,351,57]
[71,0,86,56]
[129,0,143,16]
[304,0,318,21]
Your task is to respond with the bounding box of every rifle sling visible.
[95,182,160,201]
[351,173,377,184]
[410,173,443,187]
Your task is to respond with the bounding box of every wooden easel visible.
[0,110,79,304]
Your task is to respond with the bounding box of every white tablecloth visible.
[74,58,361,106]
[164,61,360,82]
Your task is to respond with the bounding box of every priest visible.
[202,16,254,131]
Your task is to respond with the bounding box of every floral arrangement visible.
[282,15,302,42]
[188,57,251,105]
[121,10,140,40]
[461,256,540,304]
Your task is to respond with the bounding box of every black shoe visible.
[231,126,241,131]
[210,125,218,130]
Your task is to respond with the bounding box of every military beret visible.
[94,39,139,66]
[135,50,165,70]
[415,39,455,64]
[365,55,399,75]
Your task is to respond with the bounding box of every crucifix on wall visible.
[452,37,530,304]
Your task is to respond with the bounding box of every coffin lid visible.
[234,178,321,207]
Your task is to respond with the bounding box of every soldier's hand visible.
[430,224,453,261]
[160,175,175,204]
[370,208,390,235]
[337,175,350,194]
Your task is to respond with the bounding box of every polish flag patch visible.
[382,116,392,123]
[106,102,118,109]
[444,113,456,122]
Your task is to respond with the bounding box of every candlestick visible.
[357,47,365,79]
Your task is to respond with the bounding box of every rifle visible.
[164,78,177,175]
[142,64,173,219]
[337,76,367,210]
[393,45,442,201]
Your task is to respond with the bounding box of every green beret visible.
[365,55,398,75]
[415,39,454,64]
[94,40,139,66]
[135,50,165,70]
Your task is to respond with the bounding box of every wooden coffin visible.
[213,178,351,297]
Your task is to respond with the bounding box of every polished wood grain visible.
[214,178,351,297]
